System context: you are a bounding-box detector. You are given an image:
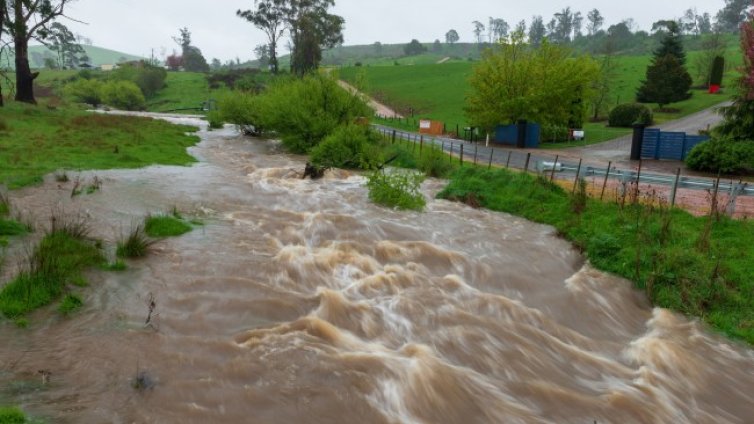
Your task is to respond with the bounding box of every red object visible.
[709,84,721,94]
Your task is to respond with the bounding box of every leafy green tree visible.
[716,0,753,33]
[637,22,692,107]
[404,39,426,56]
[432,39,442,53]
[586,9,603,36]
[286,0,344,76]
[528,16,546,46]
[48,22,84,68]
[238,0,286,74]
[465,30,600,132]
[692,32,727,86]
[472,21,485,45]
[183,46,210,72]
[445,29,459,44]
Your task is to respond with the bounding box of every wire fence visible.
[375,126,754,219]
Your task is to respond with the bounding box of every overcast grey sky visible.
[60,0,728,62]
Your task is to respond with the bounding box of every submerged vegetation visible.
[144,215,193,238]
[0,214,104,319]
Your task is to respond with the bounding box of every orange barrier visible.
[419,119,444,136]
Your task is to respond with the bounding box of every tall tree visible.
[5,0,73,104]
[173,28,209,72]
[553,7,574,43]
[238,0,286,74]
[48,22,84,68]
[285,0,344,76]
[445,29,459,44]
[489,18,509,42]
[0,0,6,107]
[693,31,727,86]
[637,22,692,108]
[572,11,583,39]
[465,30,599,131]
[586,9,604,36]
[529,16,546,46]
[716,0,753,33]
[472,20,485,45]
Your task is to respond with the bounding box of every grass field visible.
[340,49,744,146]
[0,102,200,189]
[147,72,231,113]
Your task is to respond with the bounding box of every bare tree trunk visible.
[12,0,36,104]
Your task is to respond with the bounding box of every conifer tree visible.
[636,21,692,108]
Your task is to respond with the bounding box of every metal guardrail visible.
[374,125,754,199]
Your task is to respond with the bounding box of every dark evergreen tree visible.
[636,21,692,108]
[716,9,754,140]
[404,39,427,56]
[636,55,692,108]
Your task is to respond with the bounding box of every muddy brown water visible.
[1,115,752,423]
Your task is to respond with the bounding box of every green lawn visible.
[0,102,200,189]
[147,72,231,113]
[340,50,744,146]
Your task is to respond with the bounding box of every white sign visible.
[573,130,585,141]
[420,120,431,129]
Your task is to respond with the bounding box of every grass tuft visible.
[0,406,26,424]
[59,294,83,316]
[144,215,192,238]
[117,225,154,258]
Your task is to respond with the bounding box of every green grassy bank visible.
[437,166,753,344]
[0,102,200,189]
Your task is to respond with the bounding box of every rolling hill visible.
[1,45,144,69]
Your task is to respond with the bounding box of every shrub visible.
[207,110,224,129]
[102,80,146,111]
[63,78,104,107]
[366,170,426,211]
[111,63,167,98]
[217,92,265,134]
[309,125,382,170]
[686,138,754,174]
[418,145,453,178]
[608,103,654,127]
[257,74,372,153]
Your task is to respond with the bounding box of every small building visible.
[101,64,117,72]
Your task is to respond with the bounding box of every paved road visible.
[559,102,731,162]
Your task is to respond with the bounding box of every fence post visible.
[636,159,643,186]
[572,158,583,194]
[550,155,559,182]
[474,144,478,165]
[505,151,512,168]
[449,143,454,164]
[392,130,396,144]
[523,153,531,173]
[460,144,464,166]
[488,148,494,169]
[600,161,612,200]
[670,168,681,207]
[420,135,424,157]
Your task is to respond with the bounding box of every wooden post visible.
[572,158,583,193]
[392,130,396,144]
[600,161,612,200]
[449,143,453,164]
[523,153,531,173]
[460,144,464,166]
[488,147,494,169]
[550,155,559,182]
[420,135,424,157]
[474,144,478,165]
[505,151,512,168]
[456,124,459,138]
[670,168,681,207]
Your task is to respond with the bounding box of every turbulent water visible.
[1,115,753,423]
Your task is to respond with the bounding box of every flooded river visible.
[1,115,752,423]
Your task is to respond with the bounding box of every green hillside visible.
[339,49,744,146]
[3,45,144,69]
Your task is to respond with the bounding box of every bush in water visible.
[102,81,146,111]
[310,125,383,170]
[217,92,265,134]
[418,145,454,178]
[256,74,371,153]
[366,170,426,211]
